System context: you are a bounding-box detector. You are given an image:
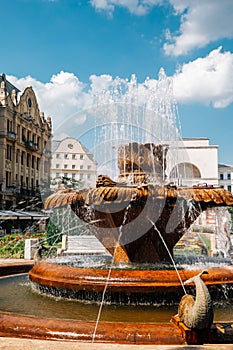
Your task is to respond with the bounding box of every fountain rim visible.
[29,260,233,292]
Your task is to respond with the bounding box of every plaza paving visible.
[0,338,233,350]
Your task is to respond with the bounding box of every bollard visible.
[24,238,39,260]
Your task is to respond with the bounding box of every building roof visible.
[218,164,233,169]
[0,74,20,94]
[52,137,95,161]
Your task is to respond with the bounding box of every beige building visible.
[51,137,97,189]
[0,74,52,210]
[218,164,233,194]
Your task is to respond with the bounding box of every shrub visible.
[0,232,46,258]
[46,220,62,246]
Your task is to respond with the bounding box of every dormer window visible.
[27,98,32,108]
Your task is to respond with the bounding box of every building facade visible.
[0,74,52,210]
[167,138,219,187]
[218,164,233,194]
[51,137,97,189]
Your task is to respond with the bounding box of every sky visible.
[2,0,233,165]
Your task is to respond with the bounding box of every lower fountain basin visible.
[1,267,233,345]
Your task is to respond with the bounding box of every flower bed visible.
[0,232,46,258]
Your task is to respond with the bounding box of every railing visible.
[6,186,15,193]
[44,150,52,157]
[25,140,38,151]
[19,188,37,197]
[7,131,17,141]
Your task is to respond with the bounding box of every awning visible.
[0,211,49,220]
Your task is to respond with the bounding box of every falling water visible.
[92,201,133,343]
[148,219,187,295]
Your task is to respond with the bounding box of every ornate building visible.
[0,74,52,210]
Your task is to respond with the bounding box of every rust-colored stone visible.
[172,315,233,345]
[0,311,184,344]
[44,183,233,264]
[29,261,233,296]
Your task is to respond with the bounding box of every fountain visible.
[29,142,233,304]
[2,69,233,345]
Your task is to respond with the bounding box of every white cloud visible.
[164,0,233,56]
[90,0,162,16]
[7,47,233,139]
[90,0,233,56]
[8,71,91,130]
[173,47,233,108]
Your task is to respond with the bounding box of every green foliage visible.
[46,220,62,246]
[0,232,45,258]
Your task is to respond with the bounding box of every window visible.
[72,154,76,160]
[227,173,231,180]
[6,171,11,187]
[80,155,84,160]
[88,165,91,170]
[56,172,60,178]
[21,151,25,165]
[16,149,19,163]
[37,158,40,171]
[72,173,76,179]
[56,154,60,159]
[22,128,26,142]
[27,154,30,167]
[220,173,224,180]
[87,174,91,180]
[80,165,83,170]
[228,185,232,192]
[6,144,12,160]
[64,154,68,159]
[56,164,60,169]
[80,174,83,180]
[72,165,75,169]
[32,155,35,169]
[64,164,68,169]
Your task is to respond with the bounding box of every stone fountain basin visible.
[29,260,233,303]
[1,263,233,345]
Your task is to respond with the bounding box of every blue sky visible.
[2,0,233,164]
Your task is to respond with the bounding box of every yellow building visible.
[0,74,52,210]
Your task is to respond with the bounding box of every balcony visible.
[24,140,38,151]
[19,188,37,197]
[7,131,17,141]
[44,150,52,157]
[6,186,15,193]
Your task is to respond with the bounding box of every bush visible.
[0,232,45,258]
[46,220,62,246]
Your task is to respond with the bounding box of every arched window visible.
[170,162,201,179]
